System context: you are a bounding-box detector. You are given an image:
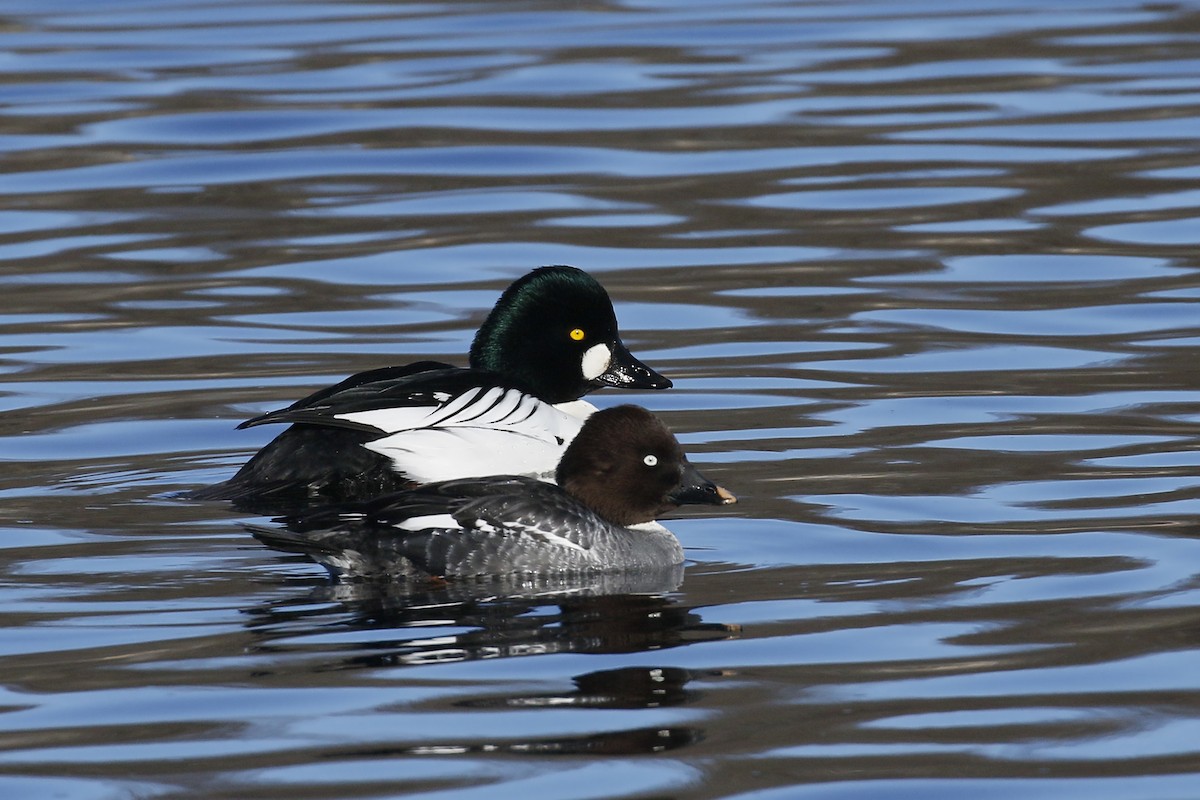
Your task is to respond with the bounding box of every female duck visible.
[252,405,736,580]
[193,267,670,510]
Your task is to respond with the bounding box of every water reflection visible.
[346,717,703,757]
[4,0,1200,797]
[240,577,733,757]
[245,570,737,670]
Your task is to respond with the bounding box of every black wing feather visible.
[268,477,606,578]
[238,362,524,429]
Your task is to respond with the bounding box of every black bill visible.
[667,460,737,507]
[596,338,672,390]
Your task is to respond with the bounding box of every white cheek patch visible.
[581,343,612,381]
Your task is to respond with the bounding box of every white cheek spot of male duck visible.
[581,343,612,380]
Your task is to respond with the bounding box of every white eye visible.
[643,454,658,467]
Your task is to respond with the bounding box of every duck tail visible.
[244,523,338,557]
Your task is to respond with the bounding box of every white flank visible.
[365,426,577,483]
[332,385,588,483]
[552,399,598,420]
[580,343,612,381]
[358,390,585,483]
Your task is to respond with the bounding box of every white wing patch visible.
[391,514,586,553]
[628,521,671,535]
[348,386,585,484]
[394,513,460,532]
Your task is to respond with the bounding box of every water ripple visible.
[2,1,1200,798]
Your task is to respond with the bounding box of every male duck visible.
[251,405,736,580]
[192,266,670,510]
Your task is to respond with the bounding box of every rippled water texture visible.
[3,1,1200,798]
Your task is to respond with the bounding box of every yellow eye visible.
[569,328,585,341]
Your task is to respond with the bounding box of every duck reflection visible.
[351,716,703,757]
[247,566,737,669]
[244,570,734,755]
[376,666,705,756]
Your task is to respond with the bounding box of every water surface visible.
[3,1,1200,798]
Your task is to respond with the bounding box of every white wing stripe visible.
[338,387,560,435]
[393,513,461,532]
[427,386,489,427]
[526,527,587,552]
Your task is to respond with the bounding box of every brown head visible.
[555,405,736,527]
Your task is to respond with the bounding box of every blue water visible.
[2,1,1200,798]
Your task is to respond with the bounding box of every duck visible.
[250,405,737,580]
[191,266,671,511]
